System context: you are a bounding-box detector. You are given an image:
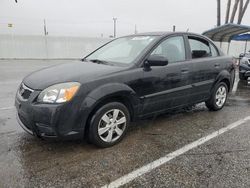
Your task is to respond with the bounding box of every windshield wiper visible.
[88,59,113,65]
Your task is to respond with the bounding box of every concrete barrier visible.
[0,35,110,59]
[215,41,250,57]
[0,35,249,59]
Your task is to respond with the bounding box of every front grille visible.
[19,83,34,100]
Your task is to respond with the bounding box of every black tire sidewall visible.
[239,73,246,80]
[89,102,130,148]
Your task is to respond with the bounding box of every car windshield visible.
[85,36,158,65]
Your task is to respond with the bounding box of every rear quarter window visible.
[188,36,219,58]
[188,38,210,58]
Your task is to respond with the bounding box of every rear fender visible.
[212,70,231,91]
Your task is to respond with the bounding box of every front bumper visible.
[16,112,34,135]
[15,85,87,140]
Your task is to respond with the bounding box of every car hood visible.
[23,61,127,90]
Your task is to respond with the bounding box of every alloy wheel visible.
[98,109,127,143]
[215,85,227,107]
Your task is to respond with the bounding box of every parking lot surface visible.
[0,60,250,188]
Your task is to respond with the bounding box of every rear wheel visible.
[205,82,228,111]
[88,102,130,148]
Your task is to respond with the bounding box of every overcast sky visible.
[0,0,250,37]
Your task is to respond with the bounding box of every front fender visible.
[79,83,140,128]
[86,83,137,101]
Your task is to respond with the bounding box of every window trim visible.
[209,42,219,57]
[150,36,187,64]
[188,36,212,58]
[140,34,188,67]
[186,34,220,59]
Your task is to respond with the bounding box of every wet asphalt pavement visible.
[0,60,250,188]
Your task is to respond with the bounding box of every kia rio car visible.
[15,32,235,147]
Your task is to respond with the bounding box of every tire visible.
[205,82,228,111]
[88,102,130,148]
[239,73,247,80]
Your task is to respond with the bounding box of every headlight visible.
[37,82,80,103]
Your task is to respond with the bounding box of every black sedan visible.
[15,32,235,147]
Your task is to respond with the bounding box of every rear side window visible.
[151,36,186,63]
[188,37,216,59]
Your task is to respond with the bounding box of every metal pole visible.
[43,19,48,58]
[173,25,176,32]
[225,0,231,24]
[230,0,240,23]
[217,0,221,26]
[237,0,243,24]
[244,40,247,53]
[113,18,117,38]
[227,42,231,54]
[134,24,137,34]
[44,19,48,36]
[238,0,250,24]
[10,24,15,58]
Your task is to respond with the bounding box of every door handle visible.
[214,63,220,68]
[181,68,189,73]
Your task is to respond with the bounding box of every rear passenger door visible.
[186,35,221,102]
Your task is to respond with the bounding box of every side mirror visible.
[239,53,244,58]
[145,55,168,67]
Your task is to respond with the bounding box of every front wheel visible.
[205,82,228,111]
[88,102,130,148]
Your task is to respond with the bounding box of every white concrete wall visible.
[0,35,110,59]
[215,41,250,57]
[0,35,249,59]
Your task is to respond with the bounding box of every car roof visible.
[132,31,172,36]
[125,31,202,37]
[122,31,224,56]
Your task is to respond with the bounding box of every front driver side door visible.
[140,35,193,115]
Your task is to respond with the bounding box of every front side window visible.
[86,36,158,65]
[150,36,186,63]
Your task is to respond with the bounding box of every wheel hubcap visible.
[98,109,126,143]
[215,86,227,107]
